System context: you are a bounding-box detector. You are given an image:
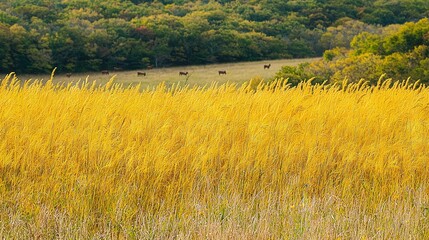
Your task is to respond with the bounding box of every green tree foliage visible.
[362,0,429,25]
[277,18,429,85]
[1,0,429,73]
[274,64,314,86]
[320,18,380,49]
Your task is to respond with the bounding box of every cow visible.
[264,64,271,69]
[101,70,109,75]
[66,73,72,78]
[218,70,227,75]
[113,67,122,71]
[179,71,188,76]
[137,71,146,76]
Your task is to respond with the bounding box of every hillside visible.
[1,0,429,73]
[276,18,429,85]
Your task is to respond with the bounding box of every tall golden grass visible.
[0,73,428,239]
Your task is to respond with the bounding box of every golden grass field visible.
[17,58,320,89]
[0,71,429,239]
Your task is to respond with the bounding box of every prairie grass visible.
[16,58,320,89]
[0,74,428,239]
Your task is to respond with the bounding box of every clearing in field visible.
[16,58,320,88]
[0,74,428,239]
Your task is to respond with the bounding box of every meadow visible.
[0,71,429,239]
[16,58,320,89]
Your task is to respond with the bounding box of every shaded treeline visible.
[0,0,428,73]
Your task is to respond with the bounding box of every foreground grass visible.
[0,74,428,239]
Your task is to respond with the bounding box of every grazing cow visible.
[218,70,227,75]
[101,70,109,75]
[264,64,271,69]
[147,65,154,70]
[66,73,72,78]
[179,71,188,76]
[137,71,146,76]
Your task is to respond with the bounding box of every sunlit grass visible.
[0,74,428,239]
[16,58,320,89]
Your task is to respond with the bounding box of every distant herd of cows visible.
[64,64,272,78]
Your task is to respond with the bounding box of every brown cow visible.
[264,64,271,69]
[218,70,227,75]
[179,71,188,76]
[66,73,72,78]
[101,70,109,75]
[137,71,146,76]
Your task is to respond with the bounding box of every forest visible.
[277,18,429,85]
[0,0,429,73]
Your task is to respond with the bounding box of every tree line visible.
[0,0,428,73]
[276,18,429,85]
